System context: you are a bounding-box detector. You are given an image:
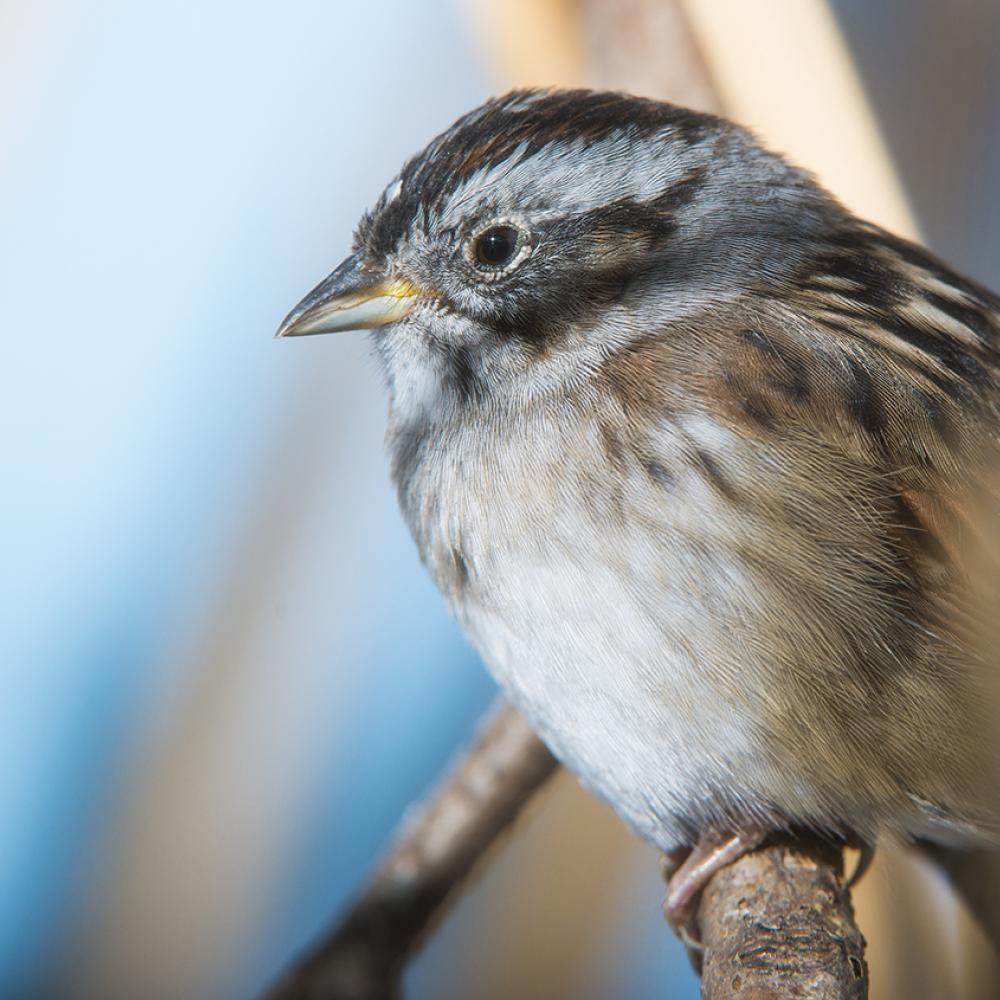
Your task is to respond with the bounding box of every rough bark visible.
[696,837,868,1000]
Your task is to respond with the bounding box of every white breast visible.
[414,405,781,849]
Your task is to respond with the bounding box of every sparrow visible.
[277,89,1000,937]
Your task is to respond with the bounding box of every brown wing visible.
[717,220,1000,839]
[709,219,1000,653]
[596,217,1000,840]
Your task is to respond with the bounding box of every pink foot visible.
[663,829,766,945]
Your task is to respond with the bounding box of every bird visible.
[277,88,1000,940]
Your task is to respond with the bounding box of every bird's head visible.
[277,89,832,417]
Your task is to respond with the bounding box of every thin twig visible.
[694,837,868,1000]
[261,700,557,1000]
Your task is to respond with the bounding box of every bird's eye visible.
[473,225,521,268]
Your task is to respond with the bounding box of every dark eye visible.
[474,225,520,267]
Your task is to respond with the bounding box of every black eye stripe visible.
[474,226,519,267]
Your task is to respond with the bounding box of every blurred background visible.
[4,1,1000,997]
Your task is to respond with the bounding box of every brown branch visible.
[261,700,557,1000]
[693,836,868,1000]
[260,698,870,1000]
[262,695,871,999]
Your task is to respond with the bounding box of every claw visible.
[662,829,766,945]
